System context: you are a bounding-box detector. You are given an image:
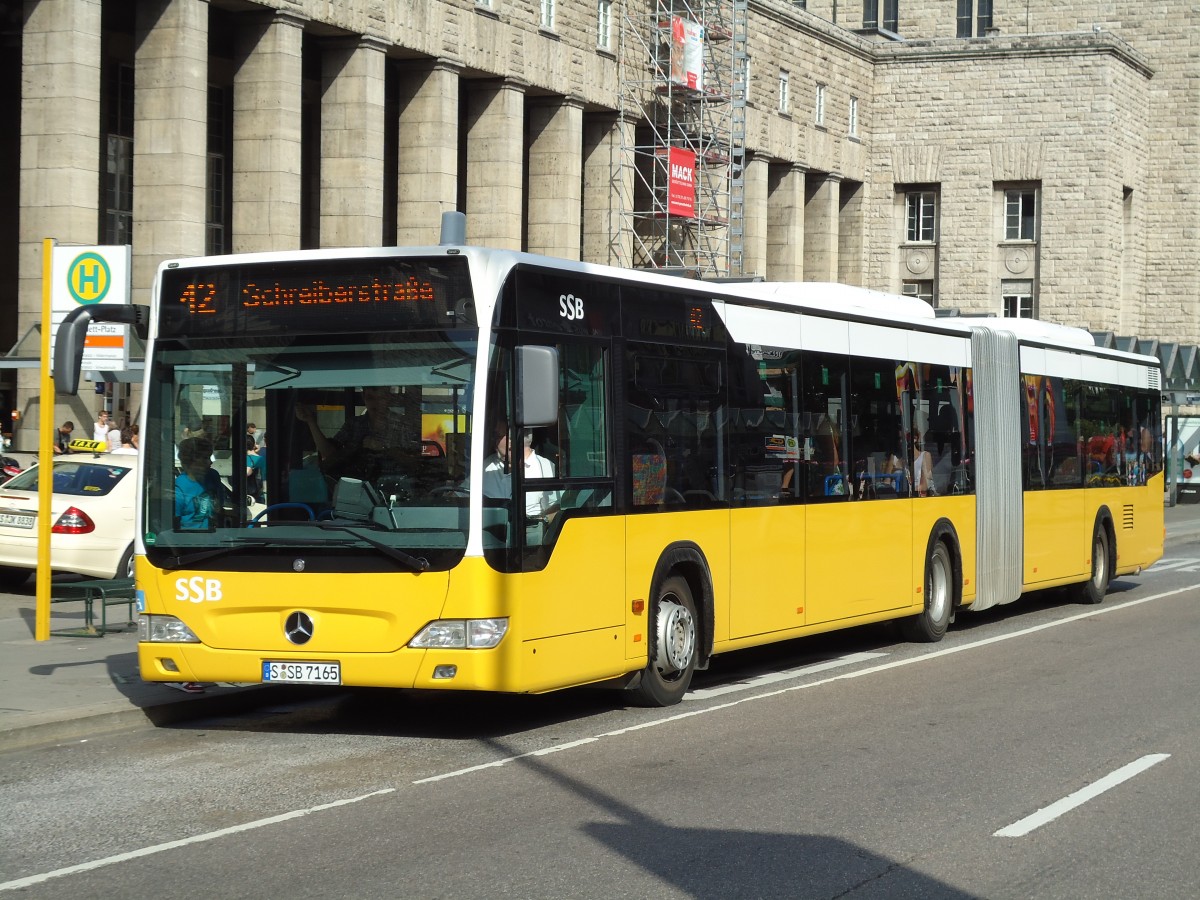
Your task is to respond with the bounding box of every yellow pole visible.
[35,238,55,641]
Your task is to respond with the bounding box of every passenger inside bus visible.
[175,436,228,530]
[294,385,418,484]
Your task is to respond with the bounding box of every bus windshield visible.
[142,329,477,573]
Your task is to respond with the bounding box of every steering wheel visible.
[429,484,469,498]
[248,502,316,526]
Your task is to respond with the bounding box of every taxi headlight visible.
[409,618,508,649]
[138,614,200,643]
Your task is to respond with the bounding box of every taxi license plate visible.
[0,512,34,529]
[262,661,341,684]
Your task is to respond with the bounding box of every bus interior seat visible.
[331,477,386,522]
[288,466,330,506]
[631,453,667,505]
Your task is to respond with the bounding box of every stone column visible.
[466,80,525,250]
[527,97,583,261]
[320,37,386,249]
[837,180,864,287]
[17,0,103,446]
[133,0,210,304]
[582,113,634,267]
[804,172,841,282]
[741,154,769,279]
[233,11,305,253]
[396,61,461,246]
[767,163,805,282]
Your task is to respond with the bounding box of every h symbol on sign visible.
[76,262,101,294]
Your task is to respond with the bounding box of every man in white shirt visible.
[93,410,111,443]
[482,424,559,531]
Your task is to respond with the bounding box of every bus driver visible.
[482,422,559,532]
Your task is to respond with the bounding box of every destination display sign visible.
[158,257,474,338]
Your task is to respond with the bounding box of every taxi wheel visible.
[116,544,135,581]
[629,575,698,708]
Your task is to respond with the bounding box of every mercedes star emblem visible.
[284,611,314,645]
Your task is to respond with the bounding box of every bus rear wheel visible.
[1075,523,1110,605]
[902,539,954,642]
[629,575,697,707]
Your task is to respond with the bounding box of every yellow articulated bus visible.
[56,230,1164,707]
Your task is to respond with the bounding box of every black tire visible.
[629,575,698,707]
[116,544,135,581]
[0,566,30,590]
[1075,522,1110,605]
[902,538,954,642]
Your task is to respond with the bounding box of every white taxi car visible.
[0,453,137,589]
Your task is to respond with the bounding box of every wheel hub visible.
[654,599,695,675]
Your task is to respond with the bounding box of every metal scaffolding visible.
[617,0,748,278]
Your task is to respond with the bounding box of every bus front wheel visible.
[629,575,698,707]
[1075,523,1110,605]
[902,538,954,642]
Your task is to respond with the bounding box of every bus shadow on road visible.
[513,740,979,900]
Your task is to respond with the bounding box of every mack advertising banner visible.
[667,147,697,218]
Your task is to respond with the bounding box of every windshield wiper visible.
[163,527,430,573]
[162,535,311,569]
[316,522,430,572]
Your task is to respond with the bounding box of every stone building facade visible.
[1,0,1195,448]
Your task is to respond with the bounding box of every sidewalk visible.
[3,505,1199,753]
[0,589,321,753]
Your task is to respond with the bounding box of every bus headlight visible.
[409,618,508,649]
[138,615,201,643]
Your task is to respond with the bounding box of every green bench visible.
[51,578,137,637]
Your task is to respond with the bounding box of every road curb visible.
[0,684,325,754]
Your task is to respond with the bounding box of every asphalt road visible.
[2,553,1199,899]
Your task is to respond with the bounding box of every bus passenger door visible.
[726,350,808,638]
[805,352,913,625]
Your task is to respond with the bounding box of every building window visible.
[779,70,790,114]
[956,0,992,37]
[541,0,555,30]
[902,280,935,305]
[102,63,134,246]
[905,190,937,243]
[848,96,859,136]
[597,0,612,50]
[864,0,898,32]
[1003,280,1035,318]
[815,83,826,126]
[476,0,494,9]
[206,85,232,256]
[1005,188,1037,240]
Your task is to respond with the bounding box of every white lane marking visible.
[1145,557,1200,573]
[416,583,1196,786]
[685,651,888,700]
[0,788,394,893]
[994,754,1171,837]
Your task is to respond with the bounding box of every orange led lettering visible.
[180,282,217,315]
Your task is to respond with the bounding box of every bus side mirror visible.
[516,345,558,427]
[53,304,149,395]
[53,308,94,395]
